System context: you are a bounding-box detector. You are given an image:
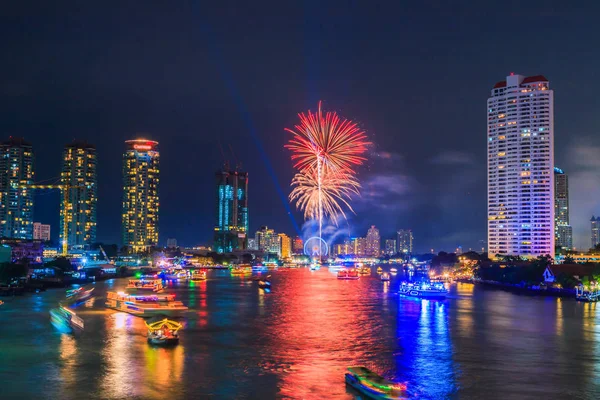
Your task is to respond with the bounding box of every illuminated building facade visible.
[122,139,159,252]
[351,237,367,256]
[397,229,413,254]
[554,167,572,250]
[61,141,97,248]
[365,225,380,257]
[385,239,396,255]
[292,236,303,254]
[592,217,600,249]
[255,226,279,255]
[0,138,34,239]
[33,222,50,241]
[214,169,248,253]
[488,74,554,257]
[278,233,291,259]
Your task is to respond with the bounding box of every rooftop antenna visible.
[229,144,241,171]
[217,140,229,170]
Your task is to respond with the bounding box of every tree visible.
[0,263,28,283]
[563,255,575,264]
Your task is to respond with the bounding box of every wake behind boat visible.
[345,366,407,399]
[398,281,448,299]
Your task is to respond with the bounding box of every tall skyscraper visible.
[365,225,380,257]
[255,226,279,254]
[61,141,97,248]
[0,138,34,239]
[554,167,572,250]
[122,139,160,252]
[488,74,554,257]
[385,239,396,255]
[592,217,600,249]
[278,233,291,259]
[214,168,248,253]
[397,229,413,253]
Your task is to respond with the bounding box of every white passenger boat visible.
[126,279,164,292]
[105,291,188,317]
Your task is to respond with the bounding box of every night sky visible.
[1,2,599,252]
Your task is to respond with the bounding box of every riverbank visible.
[456,278,576,297]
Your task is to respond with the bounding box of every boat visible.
[390,268,398,273]
[230,266,252,275]
[146,316,182,346]
[160,269,188,280]
[309,263,321,271]
[258,275,271,289]
[376,267,383,274]
[398,281,448,299]
[50,306,84,331]
[358,266,371,275]
[68,287,95,305]
[126,279,164,292]
[381,272,390,282]
[189,270,207,281]
[575,285,599,302]
[345,366,407,399]
[0,300,4,305]
[337,269,360,280]
[105,291,188,317]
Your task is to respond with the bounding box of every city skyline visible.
[2,4,600,251]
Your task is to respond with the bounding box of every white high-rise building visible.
[487,74,554,257]
[365,225,380,257]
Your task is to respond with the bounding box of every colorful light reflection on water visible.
[0,270,599,399]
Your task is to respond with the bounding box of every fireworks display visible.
[285,102,370,230]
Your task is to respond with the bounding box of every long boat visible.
[398,281,447,299]
[345,366,407,399]
[105,291,188,317]
[126,279,164,292]
[338,269,360,280]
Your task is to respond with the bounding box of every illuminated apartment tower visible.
[553,167,572,250]
[591,217,600,249]
[397,229,413,254]
[0,138,34,239]
[487,74,554,257]
[365,225,380,256]
[278,233,291,259]
[214,168,248,253]
[122,140,160,252]
[60,141,97,248]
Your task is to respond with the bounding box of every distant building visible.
[247,238,257,251]
[352,237,367,256]
[255,226,279,255]
[214,168,249,253]
[385,239,396,255]
[1,239,43,263]
[166,238,177,249]
[61,141,97,248]
[554,167,572,250]
[487,74,554,257]
[122,139,159,252]
[292,236,303,254]
[278,233,291,259]
[365,225,380,257]
[592,216,600,249]
[0,137,35,239]
[33,222,50,241]
[397,229,413,254]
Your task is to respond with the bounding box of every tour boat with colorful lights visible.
[390,268,398,273]
[50,306,84,331]
[126,279,164,292]
[105,291,188,317]
[66,286,95,304]
[309,263,321,271]
[376,267,383,274]
[146,316,182,346]
[345,366,407,399]
[337,269,360,280]
[189,270,207,281]
[398,281,448,299]
[230,265,252,275]
[381,272,390,282]
[358,266,371,275]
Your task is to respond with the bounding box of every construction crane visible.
[22,182,85,255]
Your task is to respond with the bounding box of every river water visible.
[1,268,599,399]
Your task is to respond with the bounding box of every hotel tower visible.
[487,74,554,257]
[122,139,160,252]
